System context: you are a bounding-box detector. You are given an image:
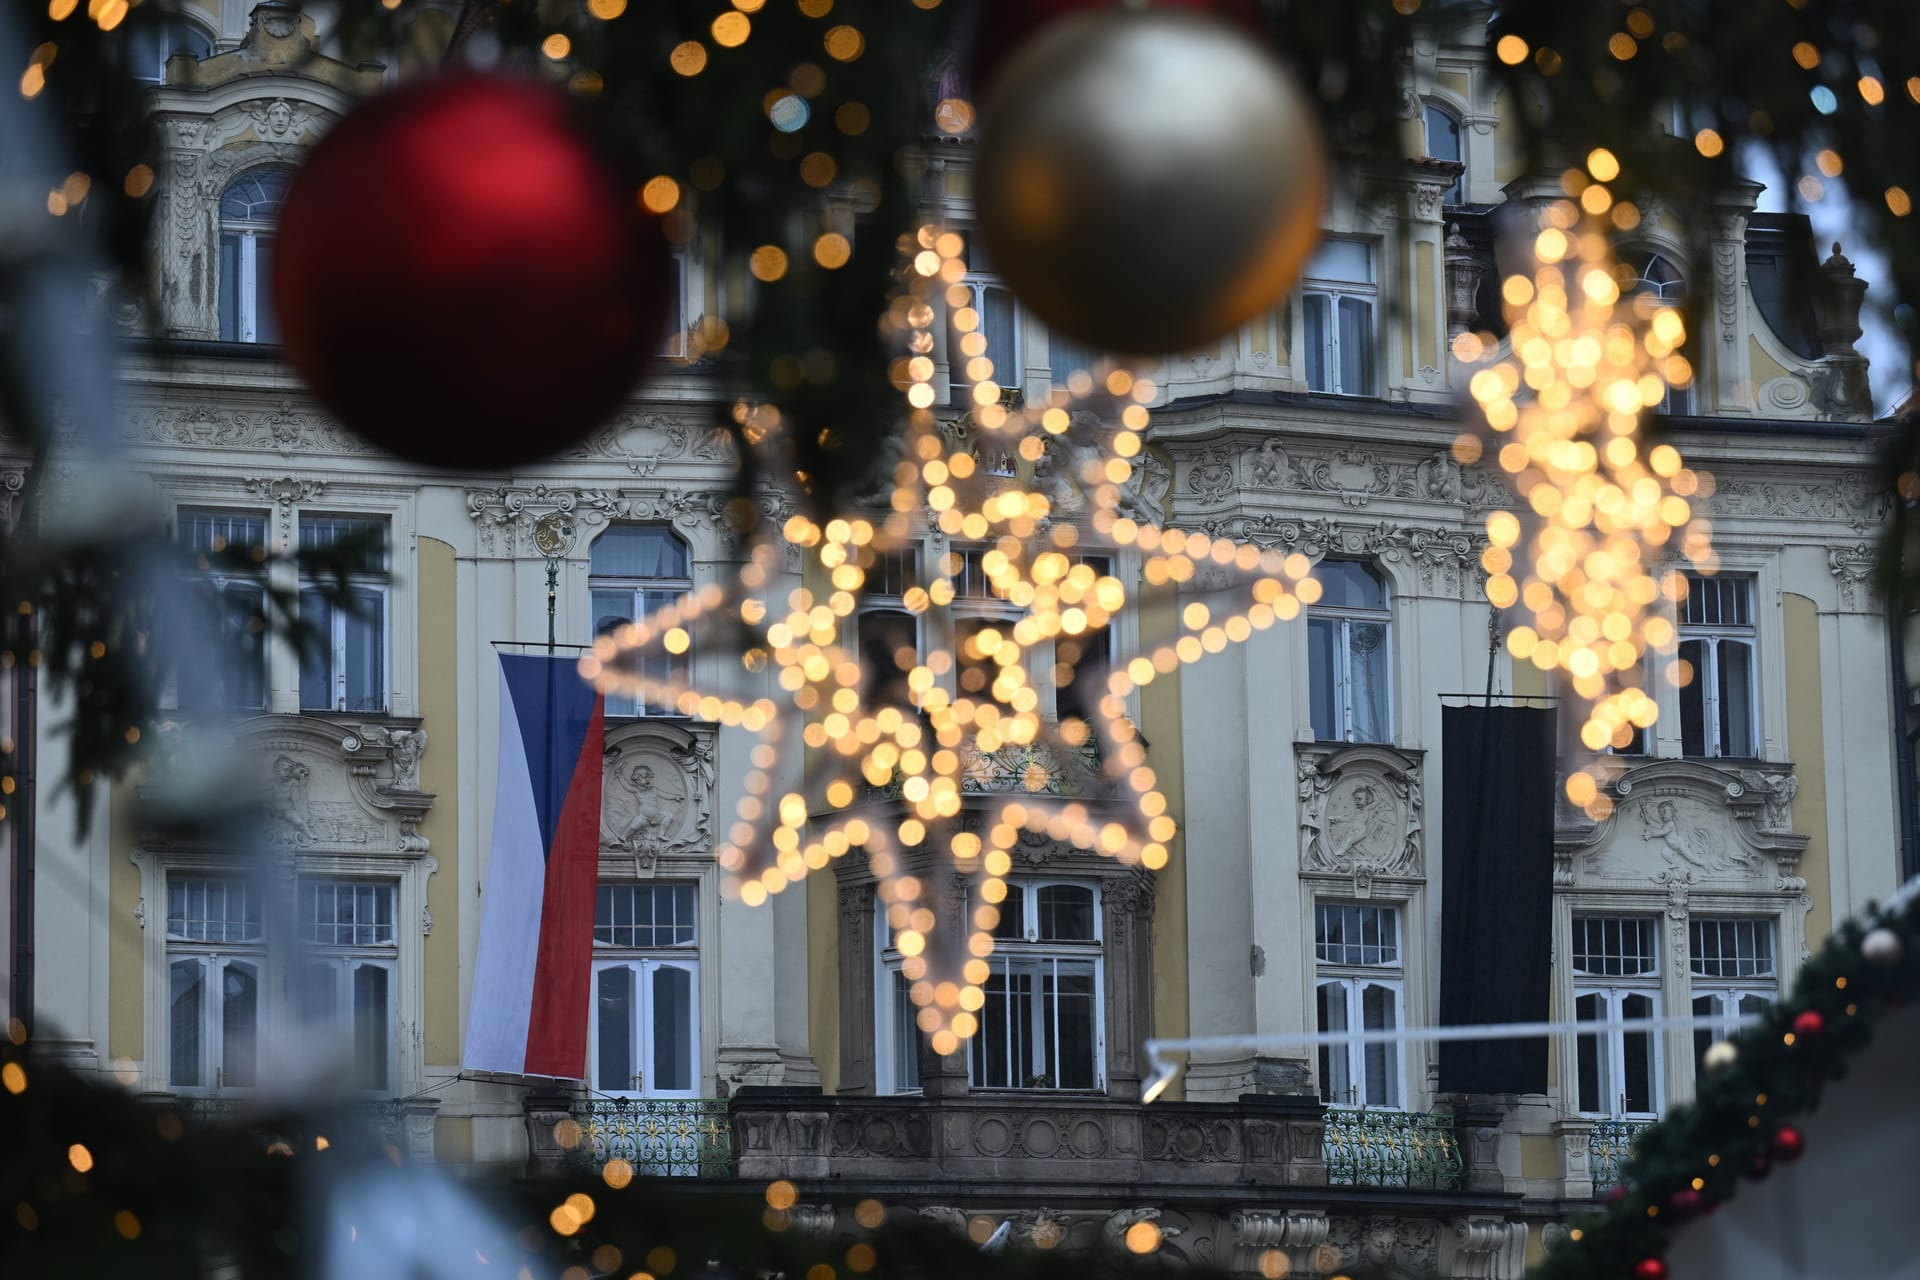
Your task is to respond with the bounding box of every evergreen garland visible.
[1532,884,1920,1280]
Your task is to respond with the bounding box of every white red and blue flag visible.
[464,652,606,1079]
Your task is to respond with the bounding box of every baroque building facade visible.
[16,4,1912,1276]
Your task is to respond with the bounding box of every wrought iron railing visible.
[1588,1118,1653,1190]
[1322,1107,1465,1189]
[572,1097,733,1178]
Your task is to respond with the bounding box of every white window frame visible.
[1570,913,1665,1120]
[298,514,392,715]
[1687,915,1776,1066]
[968,877,1106,1092]
[167,507,270,713]
[218,168,289,344]
[587,882,702,1098]
[1300,240,1378,397]
[1306,561,1394,744]
[1312,900,1405,1109]
[855,547,924,709]
[163,873,266,1096]
[875,910,923,1096]
[589,525,694,719]
[662,246,690,358]
[1678,573,1759,759]
[1423,100,1465,203]
[293,877,400,1095]
[1626,252,1693,414]
[951,271,1022,402]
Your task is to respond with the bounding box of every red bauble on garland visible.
[968,0,1264,100]
[1631,1258,1668,1280]
[1666,1188,1705,1217]
[274,73,671,469]
[1792,1009,1825,1039]
[1770,1125,1806,1162]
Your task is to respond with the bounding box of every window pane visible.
[344,586,385,712]
[170,960,204,1088]
[299,587,335,710]
[1572,915,1659,976]
[1307,240,1373,285]
[1574,993,1606,1114]
[955,617,1002,700]
[1036,885,1096,942]
[858,610,919,711]
[1718,640,1755,756]
[597,967,634,1091]
[1620,992,1656,1113]
[1047,964,1098,1089]
[972,966,1033,1088]
[1307,616,1341,741]
[1347,621,1390,743]
[1048,330,1101,385]
[223,961,259,1089]
[991,884,1026,939]
[651,965,694,1092]
[253,238,279,343]
[1361,983,1398,1107]
[1678,638,1707,755]
[218,233,240,341]
[1337,296,1374,396]
[1056,624,1110,726]
[353,965,389,1091]
[1316,981,1350,1105]
[1315,561,1388,610]
[589,526,689,579]
[983,284,1019,385]
[1692,993,1718,1069]
[299,961,336,1026]
[893,971,922,1092]
[1303,294,1332,392]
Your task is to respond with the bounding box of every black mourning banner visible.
[1438,704,1556,1096]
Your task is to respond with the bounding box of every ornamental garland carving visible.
[1298,745,1425,882]
[1711,472,1886,532]
[125,401,369,457]
[561,410,738,474]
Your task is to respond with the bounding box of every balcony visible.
[170,1094,438,1161]
[567,1097,734,1178]
[1587,1118,1652,1190]
[1322,1107,1466,1190]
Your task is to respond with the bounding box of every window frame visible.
[1422,101,1465,204]
[298,513,392,715]
[1299,239,1379,397]
[163,873,267,1096]
[1306,560,1394,744]
[218,167,292,344]
[966,877,1106,1093]
[168,506,271,714]
[589,524,695,720]
[1677,573,1759,759]
[950,237,1024,402]
[1312,900,1405,1109]
[588,881,703,1098]
[294,877,401,1095]
[1687,915,1777,1069]
[1624,251,1694,415]
[1569,913,1665,1119]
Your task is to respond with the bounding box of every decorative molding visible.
[1181,440,1514,518]
[1327,1215,1441,1275]
[1709,472,1886,532]
[1827,542,1877,610]
[600,721,716,869]
[561,409,736,474]
[243,475,324,542]
[1197,515,1487,598]
[464,484,711,556]
[1298,744,1425,886]
[125,401,369,458]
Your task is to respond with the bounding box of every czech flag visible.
[464,652,605,1079]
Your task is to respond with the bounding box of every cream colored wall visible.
[1784,593,1834,949]
[418,536,461,1068]
[1139,593,1190,1099]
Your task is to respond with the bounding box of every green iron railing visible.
[572,1097,733,1178]
[1322,1107,1466,1189]
[1588,1118,1653,1190]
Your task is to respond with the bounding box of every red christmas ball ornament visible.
[1792,1009,1825,1039]
[1632,1258,1668,1280]
[1604,1184,1629,1204]
[1771,1126,1806,1162]
[969,0,1264,101]
[1667,1188,1705,1217]
[274,73,670,469]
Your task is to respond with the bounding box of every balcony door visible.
[590,958,699,1098]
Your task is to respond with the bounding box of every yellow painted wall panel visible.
[1783,593,1832,948]
[418,537,462,1065]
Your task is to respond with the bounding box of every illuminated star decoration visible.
[583,228,1325,1050]
[1454,152,1715,819]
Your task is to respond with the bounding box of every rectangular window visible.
[1689,917,1776,1070]
[952,237,1021,401]
[857,549,921,713]
[590,883,701,1097]
[299,514,390,714]
[1678,574,1757,758]
[967,879,1103,1091]
[590,527,693,718]
[172,509,269,711]
[165,874,265,1092]
[1302,241,1376,396]
[295,878,399,1092]
[1314,902,1403,1107]
[1572,913,1662,1117]
[1306,562,1391,743]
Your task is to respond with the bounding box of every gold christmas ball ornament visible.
[973,8,1327,355]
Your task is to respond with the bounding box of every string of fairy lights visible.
[1456,152,1714,819]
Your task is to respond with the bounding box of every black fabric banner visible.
[1438,704,1556,1096]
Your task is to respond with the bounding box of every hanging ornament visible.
[1862,926,1905,966]
[1701,1038,1739,1071]
[972,8,1326,354]
[1770,1126,1806,1162]
[1792,1009,1825,1039]
[1666,1188,1705,1218]
[274,73,671,469]
[967,0,1263,100]
[1631,1258,1668,1280]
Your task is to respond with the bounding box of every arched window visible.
[218,168,291,343]
[124,13,212,85]
[1423,102,1464,204]
[1624,252,1694,415]
[1306,561,1391,743]
[590,525,692,717]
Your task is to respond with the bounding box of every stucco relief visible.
[1177,440,1513,518]
[1555,759,1808,894]
[124,401,369,457]
[1197,515,1487,599]
[1298,745,1424,884]
[1709,471,1886,532]
[1828,543,1877,610]
[600,722,715,866]
[465,484,711,556]
[562,410,736,474]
